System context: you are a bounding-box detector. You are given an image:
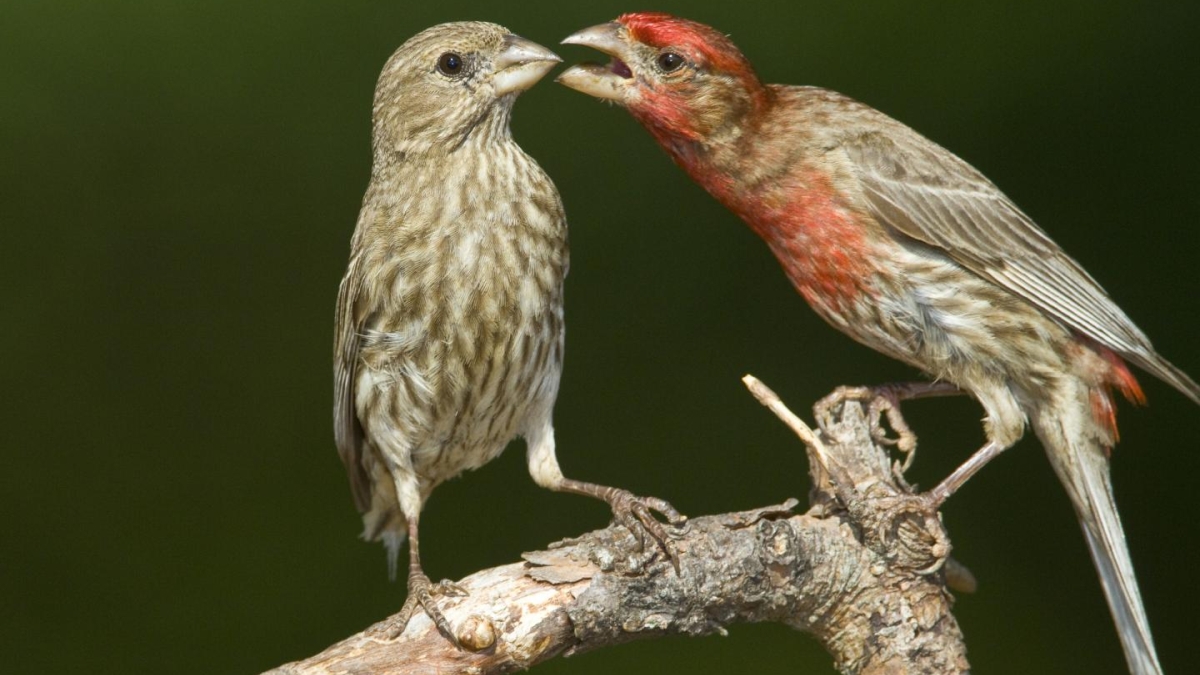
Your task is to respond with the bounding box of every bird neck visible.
[637,87,771,209]
[372,97,516,165]
[639,90,878,316]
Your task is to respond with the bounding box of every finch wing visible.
[841,130,1200,401]
[333,252,372,513]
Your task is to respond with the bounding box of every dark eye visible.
[656,51,685,73]
[437,52,464,76]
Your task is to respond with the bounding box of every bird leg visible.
[555,478,687,572]
[815,382,963,476]
[925,440,1008,507]
[816,383,1008,505]
[367,516,468,643]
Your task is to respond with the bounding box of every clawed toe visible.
[608,489,687,572]
[557,479,686,572]
[433,578,469,598]
[366,571,468,647]
[866,492,951,575]
[815,385,919,474]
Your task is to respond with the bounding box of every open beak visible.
[492,33,561,96]
[556,22,635,102]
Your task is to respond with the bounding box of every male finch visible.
[334,22,680,644]
[559,12,1197,674]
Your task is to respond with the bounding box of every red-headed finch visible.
[558,12,1197,674]
[335,21,682,644]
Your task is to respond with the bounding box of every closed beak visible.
[493,34,561,96]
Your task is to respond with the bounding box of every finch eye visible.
[656,51,685,73]
[437,52,464,76]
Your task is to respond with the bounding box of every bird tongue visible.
[608,57,632,79]
[567,57,631,78]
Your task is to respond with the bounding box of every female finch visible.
[558,12,1197,674]
[334,21,680,644]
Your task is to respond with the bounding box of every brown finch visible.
[558,12,1197,674]
[334,21,682,643]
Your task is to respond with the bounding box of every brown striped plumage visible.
[559,13,1199,674]
[334,22,681,644]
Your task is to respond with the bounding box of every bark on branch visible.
[265,376,969,675]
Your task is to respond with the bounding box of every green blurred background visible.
[4,1,1198,673]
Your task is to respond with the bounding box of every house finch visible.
[558,12,1197,675]
[334,21,682,644]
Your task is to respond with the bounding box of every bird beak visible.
[492,34,562,96]
[556,22,635,103]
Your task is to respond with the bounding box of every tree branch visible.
[265,376,969,675]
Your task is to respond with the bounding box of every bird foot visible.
[559,479,687,573]
[815,382,962,482]
[871,491,951,575]
[609,488,689,571]
[815,385,920,476]
[366,572,469,644]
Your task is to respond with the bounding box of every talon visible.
[610,489,684,572]
[556,479,685,573]
[815,384,922,475]
[434,579,469,598]
[873,494,950,575]
[668,518,692,536]
[814,385,876,433]
[367,571,467,647]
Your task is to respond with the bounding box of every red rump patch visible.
[618,12,757,79]
[1101,348,1147,406]
[1088,347,1146,444]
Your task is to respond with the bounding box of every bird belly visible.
[354,226,565,497]
[360,313,562,489]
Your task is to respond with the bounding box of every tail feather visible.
[382,530,406,581]
[1037,411,1163,675]
[358,452,408,581]
[1128,350,1200,407]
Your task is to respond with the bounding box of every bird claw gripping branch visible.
[815,382,964,479]
[557,479,687,573]
[366,574,469,644]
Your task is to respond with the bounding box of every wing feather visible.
[842,129,1200,403]
[845,132,1153,356]
[333,252,372,513]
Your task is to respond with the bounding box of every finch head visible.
[557,13,764,143]
[372,22,560,159]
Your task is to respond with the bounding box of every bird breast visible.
[357,144,567,484]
